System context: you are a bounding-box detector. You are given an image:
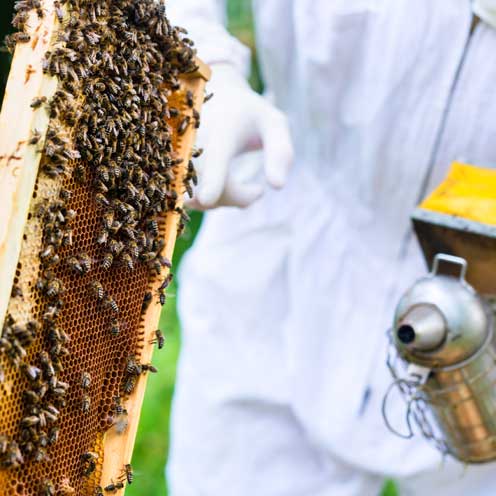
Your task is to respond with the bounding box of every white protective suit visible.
[167,1,496,495]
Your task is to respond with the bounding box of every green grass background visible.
[0,1,398,494]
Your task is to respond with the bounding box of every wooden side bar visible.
[0,2,58,333]
[100,64,210,493]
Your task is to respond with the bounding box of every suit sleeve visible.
[166,0,252,77]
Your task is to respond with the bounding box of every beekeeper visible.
[166,1,496,495]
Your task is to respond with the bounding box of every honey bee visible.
[126,239,139,258]
[142,364,158,374]
[59,478,75,495]
[79,253,92,273]
[95,193,110,208]
[81,451,99,462]
[104,481,124,493]
[177,116,190,135]
[42,406,58,424]
[97,166,111,184]
[159,274,173,291]
[21,415,40,427]
[159,291,166,306]
[66,256,83,274]
[103,295,119,314]
[59,188,72,201]
[142,292,153,312]
[184,181,194,198]
[12,11,29,29]
[15,32,31,43]
[48,426,59,445]
[109,239,125,256]
[192,148,204,159]
[43,304,61,323]
[193,109,201,129]
[82,394,91,413]
[31,96,48,109]
[147,219,159,236]
[39,351,55,378]
[186,90,194,108]
[126,355,142,376]
[81,451,98,476]
[159,256,172,269]
[65,208,77,222]
[34,447,48,463]
[122,372,137,395]
[102,252,114,270]
[123,463,134,484]
[112,396,129,434]
[140,251,156,264]
[39,479,56,496]
[151,329,165,350]
[109,319,120,337]
[47,278,64,298]
[149,260,162,276]
[51,379,69,398]
[33,0,44,18]
[94,180,109,193]
[81,372,91,389]
[28,129,41,145]
[53,0,64,23]
[88,280,104,301]
[97,229,109,245]
[121,252,134,271]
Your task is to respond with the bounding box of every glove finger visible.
[195,134,237,208]
[256,106,294,189]
[219,179,264,208]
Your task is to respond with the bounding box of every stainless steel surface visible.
[396,304,446,352]
[387,253,496,463]
[394,254,490,369]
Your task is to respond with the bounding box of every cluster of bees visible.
[0,190,74,470]
[0,0,205,493]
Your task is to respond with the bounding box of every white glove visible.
[188,64,294,209]
[473,0,496,29]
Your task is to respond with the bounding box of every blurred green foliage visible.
[0,1,398,495]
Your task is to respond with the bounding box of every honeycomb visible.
[0,1,208,494]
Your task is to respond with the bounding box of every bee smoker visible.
[384,253,496,463]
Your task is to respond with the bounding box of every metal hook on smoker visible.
[381,378,418,439]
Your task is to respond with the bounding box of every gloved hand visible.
[473,0,496,29]
[187,63,294,210]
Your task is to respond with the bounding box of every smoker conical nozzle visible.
[396,304,446,352]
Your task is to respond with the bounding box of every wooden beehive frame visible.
[0,2,210,493]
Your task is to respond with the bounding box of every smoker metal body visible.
[385,162,496,463]
[388,254,496,462]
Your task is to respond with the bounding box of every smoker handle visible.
[431,254,467,281]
